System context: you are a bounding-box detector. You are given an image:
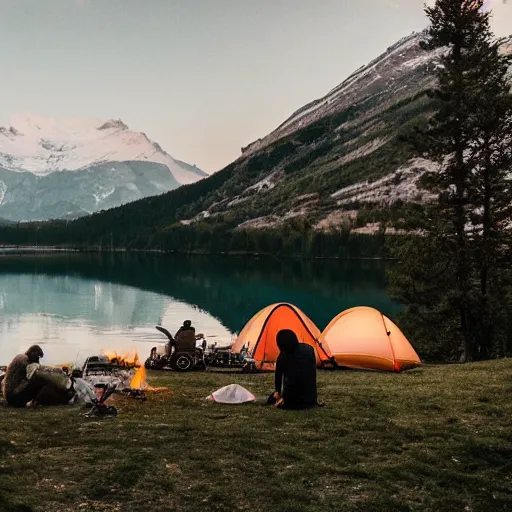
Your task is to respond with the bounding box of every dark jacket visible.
[275,343,317,409]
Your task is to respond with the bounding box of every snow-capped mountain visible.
[0,115,207,222]
[0,114,205,183]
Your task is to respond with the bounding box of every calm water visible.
[0,253,399,366]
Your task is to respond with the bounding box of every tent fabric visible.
[232,303,330,370]
[319,306,421,372]
[206,384,256,404]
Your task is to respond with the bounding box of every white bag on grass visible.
[206,384,255,404]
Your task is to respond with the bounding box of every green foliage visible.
[0,216,388,259]
[389,0,512,362]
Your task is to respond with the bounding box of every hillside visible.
[80,32,440,234]
[176,31,442,234]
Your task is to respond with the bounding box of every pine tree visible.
[466,29,512,359]
[390,0,512,362]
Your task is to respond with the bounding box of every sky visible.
[0,0,510,174]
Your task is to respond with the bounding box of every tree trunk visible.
[453,41,473,362]
[478,141,492,360]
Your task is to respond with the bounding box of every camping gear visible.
[70,378,97,405]
[26,363,70,388]
[231,303,334,371]
[121,388,147,400]
[80,355,135,388]
[144,325,207,372]
[319,306,421,372]
[84,383,118,418]
[206,384,255,404]
[206,350,246,369]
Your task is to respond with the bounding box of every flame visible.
[129,365,168,392]
[100,349,167,392]
[103,350,140,368]
[130,365,147,389]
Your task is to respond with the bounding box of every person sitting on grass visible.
[272,329,318,410]
[3,345,76,407]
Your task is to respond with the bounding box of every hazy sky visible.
[0,0,510,173]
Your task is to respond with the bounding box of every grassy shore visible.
[1,360,511,512]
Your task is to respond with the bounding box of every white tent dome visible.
[206,384,255,404]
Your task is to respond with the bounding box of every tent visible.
[232,303,332,370]
[319,306,421,372]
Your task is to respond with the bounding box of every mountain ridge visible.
[0,114,207,222]
[0,113,207,183]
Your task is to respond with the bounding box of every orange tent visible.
[319,306,421,372]
[232,303,332,370]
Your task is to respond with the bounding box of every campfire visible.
[128,365,167,392]
[129,365,148,389]
[102,350,141,369]
[92,350,167,394]
[101,351,146,389]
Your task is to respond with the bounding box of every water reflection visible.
[0,254,399,366]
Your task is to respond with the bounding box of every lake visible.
[0,253,399,366]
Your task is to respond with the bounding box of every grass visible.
[1,360,511,512]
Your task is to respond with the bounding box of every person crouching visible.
[272,329,318,410]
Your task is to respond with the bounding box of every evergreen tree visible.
[390,0,512,362]
[467,26,512,359]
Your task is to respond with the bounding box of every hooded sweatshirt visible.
[274,330,317,409]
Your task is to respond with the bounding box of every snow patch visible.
[314,210,357,231]
[0,114,204,186]
[236,208,310,231]
[350,223,422,235]
[332,158,439,205]
[246,175,276,193]
[0,181,6,205]
[227,196,250,208]
[401,46,446,69]
[338,137,390,166]
[93,187,115,204]
[236,216,282,230]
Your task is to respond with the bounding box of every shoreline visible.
[0,245,391,261]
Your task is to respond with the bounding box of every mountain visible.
[0,114,207,222]
[0,217,14,226]
[170,30,509,234]
[2,31,511,252]
[169,31,445,232]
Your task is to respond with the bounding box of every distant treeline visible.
[0,220,388,259]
